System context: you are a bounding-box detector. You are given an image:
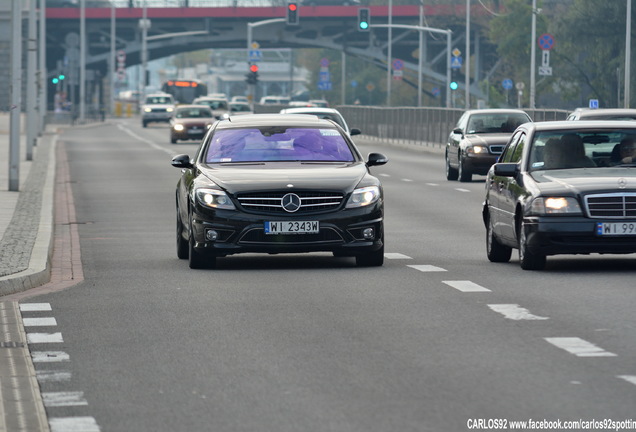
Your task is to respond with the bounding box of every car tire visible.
[188,218,216,269]
[142,121,148,128]
[486,215,512,263]
[458,156,472,182]
[176,203,188,260]
[445,151,459,180]
[171,135,177,144]
[355,244,384,267]
[518,219,546,270]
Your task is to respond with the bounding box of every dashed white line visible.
[617,375,636,386]
[23,317,58,327]
[544,337,617,357]
[443,280,491,292]
[49,417,101,432]
[488,304,549,320]
[31,351,70,363]
[407,264,447,272]
[36,370,72,382]
[401,178,414,182]
[19,303,52,312]
[27,332,64,344]
[425,182,439,186]
[455,188,471,193]
[43,391,88,407]
[384,253,412,259]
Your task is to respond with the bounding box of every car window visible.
[204,128,355,163]
[499,131,523,163]
[466,113,529,134]
[176,108,212,118]
[146,96,173,104]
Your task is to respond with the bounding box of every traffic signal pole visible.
[246,18,285,106]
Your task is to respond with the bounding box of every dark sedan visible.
[446,109,532,182]
[483,120,636,270]
[171,114,388,269]
[170,105,215,144]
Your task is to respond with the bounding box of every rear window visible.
[205,128,355,163]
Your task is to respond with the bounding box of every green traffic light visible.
[52,78,59,84]
[58,74,65,80]
[450,81,458,90]
[359,22,368,30]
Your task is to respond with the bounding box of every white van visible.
[259,95,291,105]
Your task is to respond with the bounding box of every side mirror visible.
[453,127,463,135]
[350,128,361,136]
[171,154,192,169]
[367,152,388,167]
[493,162,519,177]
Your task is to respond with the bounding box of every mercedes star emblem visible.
[281,193,301,213]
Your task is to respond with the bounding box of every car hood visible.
[198,162,369,194]
[173,118,213,126]
[532,168,636,194]
[143,104,173,109]
[465,134,511,145]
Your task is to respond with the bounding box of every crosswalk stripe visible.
[408,264,447,272]
[23,317,57,327]
[19,303,52,312]
[488,304,549,320]
[43,391,88,407]
[31,351,70,363]
[49,417,101,432]
[443,280,491,292]
[545,337,617,357]
[27,332,64,344]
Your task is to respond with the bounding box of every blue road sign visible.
[392,59,404,71]
[538,33,555,51]
[248,50,262,62]
[502,79,513,90]
[589,99,599,109]
[318,81,332,91]
[451,56,462,69]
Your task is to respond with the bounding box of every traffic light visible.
[449,81,458,90]
[245,64,259,85]
[358,8,370,31]
[286,2,299,25]
[52,74,65,85]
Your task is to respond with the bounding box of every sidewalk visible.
[0,113,56,297]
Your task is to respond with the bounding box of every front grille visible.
[239,227,343,244]
[489,145,504,155]
[585,193,636,218]
[150,108,168,113]
[237,192,344,215]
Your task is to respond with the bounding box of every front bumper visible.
[190,204,384,257]
[463,154,499,175]
[522,216,636,256]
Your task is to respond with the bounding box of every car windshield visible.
[146,96,172,104]
[528,129,636,171]
[199,100,228,110]
[467,113,529,134]
[230,104,251,112]
[205,127,355,163]
[176,108,212,118]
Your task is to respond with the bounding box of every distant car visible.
[259,95,291,105]
[308,99,329,108]
[445,109,532,182]
[229,102,253,116]
[169,105,215,144]
[231,96,249,103]
[170,114,388,269]
[192,96,230,119]
[483,120,636,270]
[566,108,636,121]
[141,93,175,127]
[279,107,360,136]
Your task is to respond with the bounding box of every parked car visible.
[566,108,636,121]
[141,93,175,127]
[169,105,215,144]
[192,96,230,119]
[170,114,388,269]
[483,120,636,270]
[279,107,360,136]
[445,109,532,182]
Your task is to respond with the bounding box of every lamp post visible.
[465,0,470,109]
[529,0,537,109]
[139,2,150,105]
[625,0,632,108]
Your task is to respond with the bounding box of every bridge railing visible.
[336,105,570,148]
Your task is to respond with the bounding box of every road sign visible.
[589,99,599,109]
[318,81,332,91]
[248,50,262,62]
[319,70,330,83]
[515,82,525,90]
[392,59,404,71]
[451,56,462,69]
[366,82,375,92]
[392,70,403,80]
[452,48,461,57]
[320,58,330,67]
[538,66,552,76]
[502,79,513,90]
[538,33,555,51]
[351,80,358,88]
[432,87,440,97]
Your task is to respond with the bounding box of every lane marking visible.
[425,183,439,186]
[49,417,101,432]
[401,178,413,182]
[617,375,636,386]
[487,304,549,320]
[19,303,52,312]
[27,332,64,344]
[379,173,390,177]
[384,253,412,259]
[544,337,617,357]
[42,391,88,407]
[455,188,471,193]
[31,351,70,363]
[23,317,58,327]
[118,124,175,155]
[36,370,72,382]
[443,280,491,292]
[408,264,447,272]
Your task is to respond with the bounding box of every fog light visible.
[206,230,219,241]
[362,227,375,240]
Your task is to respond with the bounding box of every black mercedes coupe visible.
[171,114,388,269]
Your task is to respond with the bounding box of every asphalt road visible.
[24,118,636,431]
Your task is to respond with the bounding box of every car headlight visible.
[144,107,152,112]
[195,188,236,210]
[530,197,582,215]
[467,145,488,155]
[173,124,184,131]
[346,186,381,208]
[166,107,174,112]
